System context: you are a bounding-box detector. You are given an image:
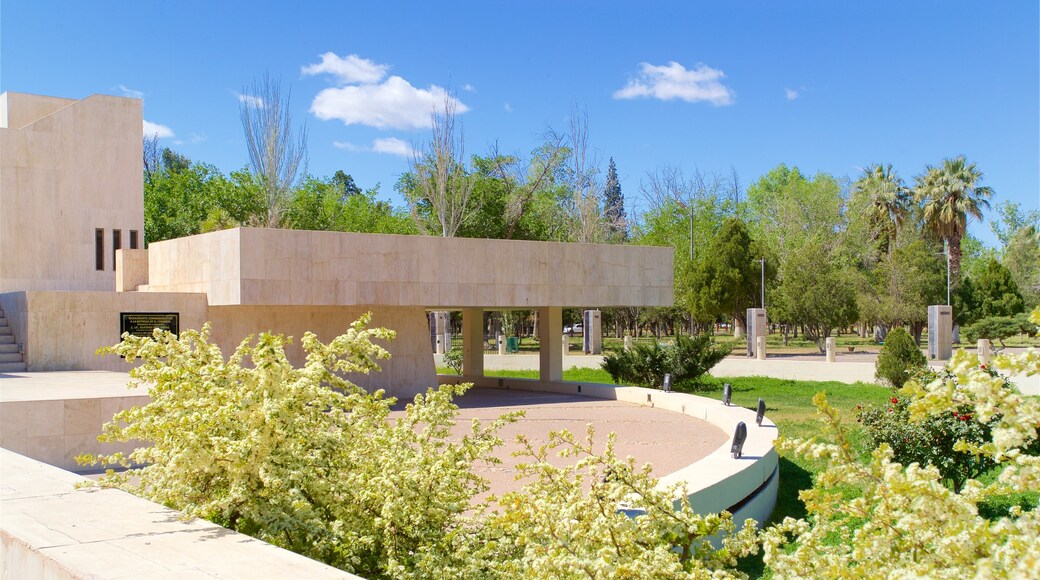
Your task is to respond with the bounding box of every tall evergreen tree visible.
[603,157,627,241]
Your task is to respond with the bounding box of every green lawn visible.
[500,331,1038,356]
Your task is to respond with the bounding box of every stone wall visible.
[145,227,675,309]
[0,93,144,293]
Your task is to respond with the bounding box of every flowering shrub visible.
[858,393,995,492]
[82,315,515,578]
[763,307,1040,577]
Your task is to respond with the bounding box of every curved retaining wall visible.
[439,375,779,528]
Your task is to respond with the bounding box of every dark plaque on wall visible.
[120,312,180,338]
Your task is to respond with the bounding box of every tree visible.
[770,242,859,352]
[143,150,252,243]
[552,104,603,243]
[474,135,569,240]
[332,170,362,199]
[240,74,308,228]
[989,200,1040,249]
[851,163,911,255]
[683,218,773,329]
[914,156,993,283]
[1004,225,1040,308]
[406,89,473,238]
[971,258,1026,319]
[635,165,741,332]
[603,157,627,242]
[866,238,946,343]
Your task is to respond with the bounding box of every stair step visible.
[0,353,22,363]
[0,335,13,344]
[0,327,11,335]
[0,317,8,326]
[0,362,26,372]
[0,344,18,354]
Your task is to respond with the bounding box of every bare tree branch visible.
[409,89,473,238]
[240,73,308,228]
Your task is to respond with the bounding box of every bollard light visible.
[722,383,732,406]
[663,373,671,392]
[756,397,766,426]
[731,421,747,458]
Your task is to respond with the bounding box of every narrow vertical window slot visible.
[112,229,122,271]
[95,229,105,271]
[129,230,139,249]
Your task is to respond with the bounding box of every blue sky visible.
[3,1,1037,247]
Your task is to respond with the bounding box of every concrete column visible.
[623,336,633,351]
[461,308,483,378]
[562,334,569,358]
[825,337,836,363]
[756,336,767,360]
[434,311,447,354]
[928,305,953,360]
[978,339,991,366]
[538,307,563,383]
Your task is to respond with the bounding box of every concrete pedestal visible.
[746,308,767,357]
[978,339,991,366]
[498,334,506,355]
[583,310,602,354]
[825,337,836,363]
[624,335,633,351]
[756,336,767,360]
[927,305,953,360]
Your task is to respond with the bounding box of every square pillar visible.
[927,305,953,360]
[538,306,563,382]
[462,308,484,377]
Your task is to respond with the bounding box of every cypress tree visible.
[603,157,626,241]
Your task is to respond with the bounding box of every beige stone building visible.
[0,92,674,396]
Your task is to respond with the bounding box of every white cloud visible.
[304,51,469,130]
[371,137,414,157]
[236,92,265,109]
[463,83,476,92]
[118,85,144,99]
[503,102,513,113]
[302,52,389,84]
[333,141,363,151]
[333,138,415,157]
[310,75,468,130]
[143,120,174,139]
[785,88,799,101]
[613,61,734,106]
[190,132,208,143]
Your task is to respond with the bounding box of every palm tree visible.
[853,163,911,254]
[914,156,993,282]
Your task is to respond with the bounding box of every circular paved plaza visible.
[391,387,728,499]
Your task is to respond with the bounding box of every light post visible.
[688,202,695,334]
[936,243,951,306]
[759,258,765,308]
[944,240,951,306]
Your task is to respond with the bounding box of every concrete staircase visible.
[0,305,26,372]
